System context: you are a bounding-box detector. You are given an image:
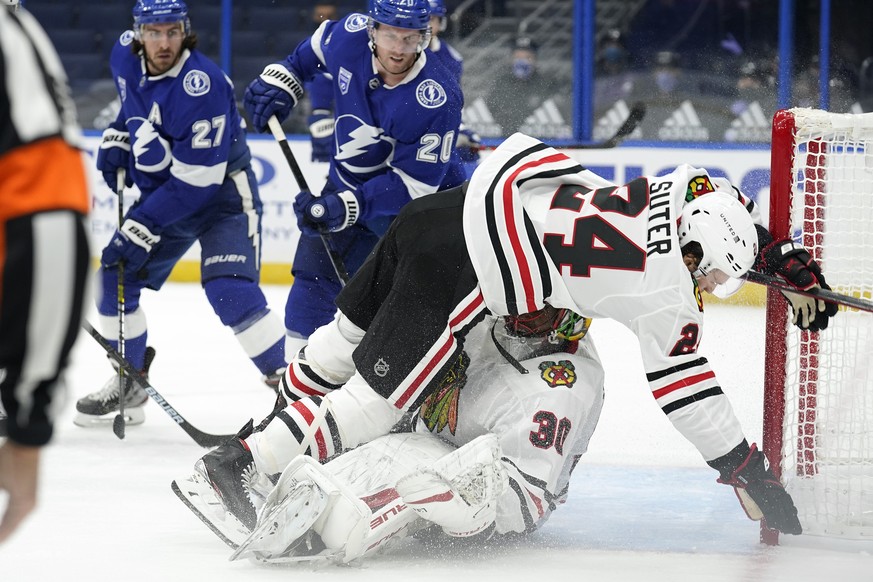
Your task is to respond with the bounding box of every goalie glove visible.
[308,109,334,163]
[707,440,802,535]
[395,434,507,538]
[758,239,838,331]
[243,63,305,132]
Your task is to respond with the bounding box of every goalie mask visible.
[133,0,190,40]
[678,191,758,298]
[368,0,432,56]
[505,304,591,342]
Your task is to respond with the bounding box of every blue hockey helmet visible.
[428,0,447,18]
[369,0,431,31]
[133,0,190,37]
[428,0,448,32]
[368,0,431,55]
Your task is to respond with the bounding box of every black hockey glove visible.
[758,239,838,332]
[707,440,802,535]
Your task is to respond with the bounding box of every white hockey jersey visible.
[463,133,761,462]
[414,317,605,534]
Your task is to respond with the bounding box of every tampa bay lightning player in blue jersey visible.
[308,1,478,167]
[244,0,466,355]
[75,0,287,427]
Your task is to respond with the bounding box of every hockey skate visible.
[73,346,156,428]
[172,438,274,549]
[262,366,286,393]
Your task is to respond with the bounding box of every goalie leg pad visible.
[234,455,373,563]
[395,434,507,537]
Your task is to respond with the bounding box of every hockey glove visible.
[308,109,334,163]
[707,440,802,535]
[243,63,305,133]
[395,434,507,538]
[101,213,161,275]
[96,128,133,193]
[759,239,838,331]
[455,126,481,163]
[293,189,359,236]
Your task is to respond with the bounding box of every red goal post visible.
[764,108,873,545]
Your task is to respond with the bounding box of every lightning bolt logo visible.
[131,119,172,173]
[336,122,384,161]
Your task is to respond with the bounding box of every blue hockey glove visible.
[293,189,359,236]
[707,440,802,535]
[243,63,305,133]
[759,239,839,331]
[101,213,161,275]
[96,128,133,193]
[455,126,481,163]
[308,109,334,163]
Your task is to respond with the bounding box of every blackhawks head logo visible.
[538,360,577,388]
[685,175,716,202]
[420,350,470,435]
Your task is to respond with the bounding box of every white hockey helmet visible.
[2,0,21,11]
[677,191,758,296]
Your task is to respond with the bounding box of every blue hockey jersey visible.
[107,31,252,230]
[279,13,465,222]
[428,37,463,82]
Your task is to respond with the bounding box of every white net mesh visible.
[778,108,873,539]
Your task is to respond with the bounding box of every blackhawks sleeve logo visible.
[420,350,470,435]
[538,360,577,388]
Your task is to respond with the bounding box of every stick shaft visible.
[267,116,350,285]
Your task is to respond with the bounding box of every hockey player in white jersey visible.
[175,306,603,561]
[175,132,841,559]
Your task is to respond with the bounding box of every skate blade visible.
[73,408,145,428]
[171,473,251,550]
[230,481,328,562]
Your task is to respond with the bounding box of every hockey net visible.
[764,107,873,544]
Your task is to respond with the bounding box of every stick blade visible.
[113,414,126,439]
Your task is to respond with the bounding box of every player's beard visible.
[145,46,182,76]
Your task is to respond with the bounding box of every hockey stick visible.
[267,116,350,285]
[83,321,236,447]
[744,270,873,313]
[479,101,646,151]
[114,169,127,440]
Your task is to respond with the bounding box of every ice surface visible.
[2,283,870,580]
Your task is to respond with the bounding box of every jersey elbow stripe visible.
[660,386,725,415]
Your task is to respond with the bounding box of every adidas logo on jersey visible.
[594,100,643,141]
[658,100,709,141]
[724,101,770,142]
[463,97,502,138]
[519,98,572,139]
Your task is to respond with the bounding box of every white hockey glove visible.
[395,434,507,537]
